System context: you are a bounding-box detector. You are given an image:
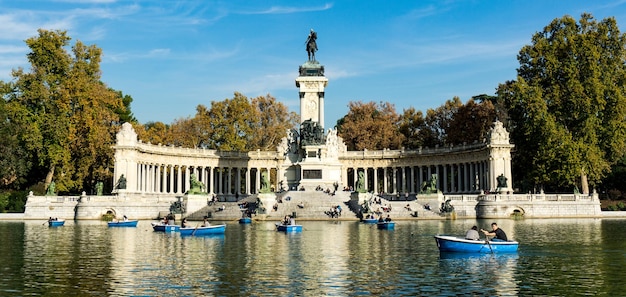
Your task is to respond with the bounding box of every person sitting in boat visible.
[122,215,128,221]
[202,217,210,227]
[289,215,296,226]
[181,218,189,228]
[465,226,480,240]
[481,222,508,241]
[378,216,384,223]
[282,215,290,225]
[384,215,392,222]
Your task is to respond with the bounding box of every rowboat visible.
[361,218,378,224]
[377,221,395,230]
[434,235,519,253]
[276,223,302,232]
[107,220,138,227]
[179,224,226,236]
[239,217,252,224]
[151,222,180,232]
[48,220,65,227]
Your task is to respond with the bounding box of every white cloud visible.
[241,3,333,15]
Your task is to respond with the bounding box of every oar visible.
[485,235,494,254]
[191,224,200,236]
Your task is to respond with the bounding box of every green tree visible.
[398,107,428,150]
[498,14,626,192]
[423,96,464,147]
[336,101,404,151]
[2,29,126,194]
[0,97,30,189]
[194,93,254,151]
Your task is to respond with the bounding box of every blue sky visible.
[1,1,626,128]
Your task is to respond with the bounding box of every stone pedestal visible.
[257,193,277,214]
[416,192,445,210]
[350,192,372,205]
[184,194,210,217]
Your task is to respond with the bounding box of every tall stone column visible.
[296,62,328,128]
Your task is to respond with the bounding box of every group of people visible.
[314,185,336,196]
[281,215,296,226]
[378,215,393,222]
[465,222,508,241]
[160,214,176,225]
[325,205,342,218]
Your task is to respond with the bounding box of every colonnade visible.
[113,122,513,197]
[133,163,278,195]
[343,160,493,194]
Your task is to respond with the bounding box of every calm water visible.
[1,218,625,296]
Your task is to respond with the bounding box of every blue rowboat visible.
[48,220,65,227]
[239,217,252,224]
[434,235,519,253]
[180,225,226,236]
[151,222,180,232]
[108,220,138,227]
[377,221,395,230]
[361,218,378,224]
[276,223,302,232]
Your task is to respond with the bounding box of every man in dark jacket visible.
[481,222,508,241]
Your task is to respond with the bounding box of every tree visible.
[398,107,428,149]
[423,96,464,147]
[137,121,169,145]
[497,14,626,192]
[0,96,30,189]
[248,94,299,151]
[2,29,126,194]
[336,101,404,151]
[194,93,254,151]
[446,99,496,145]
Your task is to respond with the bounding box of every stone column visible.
[245,167,250,194]
[373,167,378,194]
[255,168,260,194]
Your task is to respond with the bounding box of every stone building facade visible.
[112,60,514,199]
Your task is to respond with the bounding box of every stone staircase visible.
[183,191,445,221]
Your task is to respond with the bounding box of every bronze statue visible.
[306,29,318,61]
[187,174,205,194]
[497,174,508,188]
[95,181,103,196]
[356,171,366,193]
[116,174,127,190]
[260,171,271,193]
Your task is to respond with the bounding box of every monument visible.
[278,29,345,191]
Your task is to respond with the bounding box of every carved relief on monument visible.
[488,121,510,145]
[116,122,137,145]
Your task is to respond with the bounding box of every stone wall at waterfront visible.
[474,193,602,218]
[20,191,603,220]
[23,192,178,220]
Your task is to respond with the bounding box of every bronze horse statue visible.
[306,29,317,61]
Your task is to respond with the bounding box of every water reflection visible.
[1,218,626,296]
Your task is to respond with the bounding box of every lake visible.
[1,218,624,296]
